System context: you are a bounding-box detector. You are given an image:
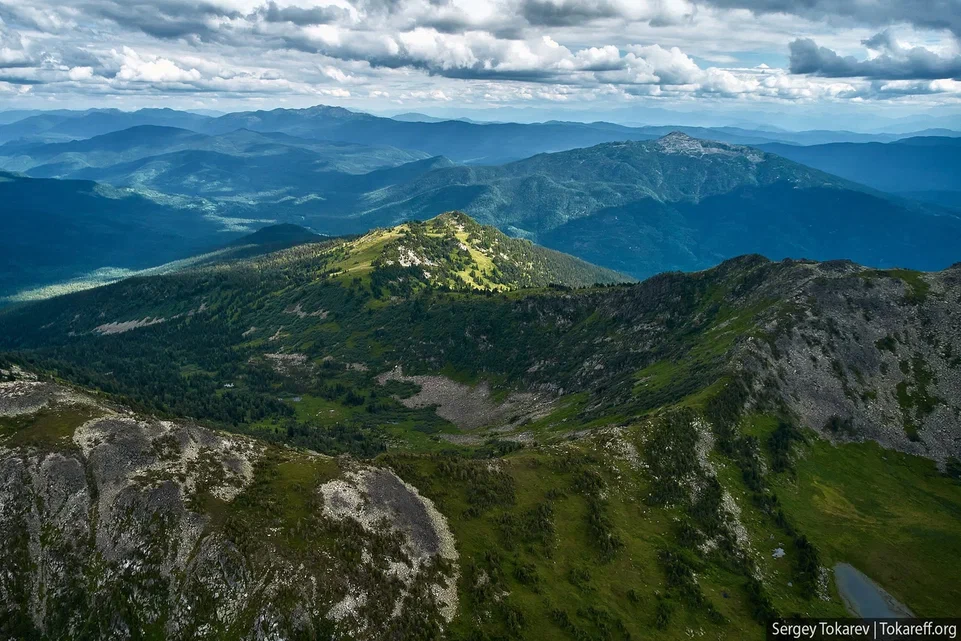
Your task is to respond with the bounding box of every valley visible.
[4,117,961,301]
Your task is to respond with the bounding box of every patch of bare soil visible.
[94,317,166,335]
[263,352,310,376]
[92,302,210,336]
[377,366,554,431]
[437,434,484,446]
[284,303,328,319]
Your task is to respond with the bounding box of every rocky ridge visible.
[739,261,961,465]
[0,371,460,640]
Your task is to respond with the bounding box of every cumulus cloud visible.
[790,34,961,80]
[0,0,958,108]
[699,0,961,38]
[259,1,348,25]
[872,78,961,96]
[115,47,202,83]
[0,23,35,68]
[265,26,761,94]
[67,65,94,80]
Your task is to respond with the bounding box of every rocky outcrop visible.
[0,374,460,640]
[741,262,961,465]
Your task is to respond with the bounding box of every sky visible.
[1,0,960,129]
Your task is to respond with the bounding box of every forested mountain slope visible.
[1,213,960,640]
[0,172,237,300]
[349,133,961,278]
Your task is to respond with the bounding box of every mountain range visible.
[334,133,961,279]
[4,125,961,300]
[0,125,430,178]
[2,106,956,163]
[0,108,212,145]
[3,81,961,641]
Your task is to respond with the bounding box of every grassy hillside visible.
[323,212,629,291]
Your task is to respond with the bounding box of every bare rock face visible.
[0,375,460,640]
[0,367,94,417]
[320,466,459,624]
[741,262,961,465]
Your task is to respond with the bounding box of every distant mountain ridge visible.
[0,126,430,180]
[757,136,961,209]
[4,130,961,298]
[228,223,322,248]
[338,133,961,278]
[2,105,956,164]
[361,132,843,226]
[1,104,959,302]
[0,108,212,144]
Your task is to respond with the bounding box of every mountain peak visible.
[283,211,631,292]
[372,212,630,291]
[659,131,696,141]
[428,210,477,229]
[655,130,763,161]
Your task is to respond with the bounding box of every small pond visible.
[834,563,914,618]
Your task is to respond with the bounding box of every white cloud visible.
[67,65,93,80]
[0,0,956,115]
[0,46,31,67]
[115,47,202,83]
[320,64,353,82]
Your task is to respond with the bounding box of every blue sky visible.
[0,0,959,129]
